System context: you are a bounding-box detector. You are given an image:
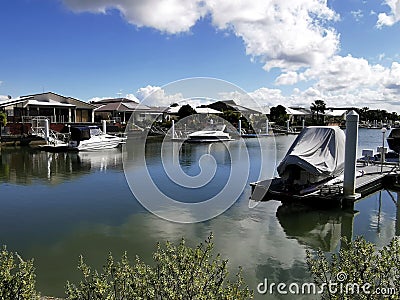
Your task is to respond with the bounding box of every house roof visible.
[21,92,96,109]
[285,107,308,116]
[325,109,348,117]
[195,107,223,114]
[23,99,75,108]
[95,101,153,112]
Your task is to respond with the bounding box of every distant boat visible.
[60,125,126,151]
[186,124,233,143]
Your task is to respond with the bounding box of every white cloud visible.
[63,0,206,34]
[63,0,340,71]
[207,0,340,71]
[136,85,184,106]
[377,0,400,27]
[275,71,302,85]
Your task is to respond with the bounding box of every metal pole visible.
[238,119,242,135]
[381,128,387,173]
[102,120,107,134]
[44,118,49,145]
[266,119,269,135]
[343,110,359,198]
[286,119,290,134]
[302,118,305,129]
[172,120,175,139]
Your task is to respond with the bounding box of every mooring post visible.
[44,118,49,145]
[286,119,290,134]
[265,119,269,135]
[302,118,305,129]
[380,127,387,174]
[172,119,175,139]
[343,110,361,200]
[238,119,242,135]
[102,120,107,134]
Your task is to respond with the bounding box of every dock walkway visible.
[250,162,400,209]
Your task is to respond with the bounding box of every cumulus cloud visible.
[136,85,184,106]
[377,0,400,27]
[63,0,340,71]
[63,0,206,34]
[207,0,340,71]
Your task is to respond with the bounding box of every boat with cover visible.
[186,124,233,143]
[387,128,400,153]
[61,125,126,151]
[263,126,346,197]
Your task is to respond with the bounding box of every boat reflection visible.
[0,147,123,185]
[276,204,355,252]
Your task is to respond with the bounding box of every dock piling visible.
[343,110,361,199]
[44,119,49,145]
[102,120,107,134]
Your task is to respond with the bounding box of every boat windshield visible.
[202,124,226,131]
[90,127,103,136]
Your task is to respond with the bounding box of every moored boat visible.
[61,125,126,151]
[186,124,233,143]
[387,128,400,153]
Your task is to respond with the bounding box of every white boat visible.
[186,124,233,143]
[63,125,126,151]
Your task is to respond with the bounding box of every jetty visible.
[250,111,400,210]
[250,162,400,209]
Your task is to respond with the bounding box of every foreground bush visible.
[0,245,39,300]
[306,236,400,299]
[65,234,253,300]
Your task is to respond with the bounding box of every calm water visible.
[0,128,398,299]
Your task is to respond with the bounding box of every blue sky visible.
[1,0,400,111]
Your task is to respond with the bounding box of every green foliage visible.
[178,104,196,119]
[0,111,7,127]
[0,245,39,300]
[306,236,400,299]
[310,99,326,125]
[270,105,287,125]
[66,234,253,300]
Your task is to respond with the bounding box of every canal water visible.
[0,128,398,299]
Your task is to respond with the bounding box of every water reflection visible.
[276,205,354,252]
[0,147,123,184]
[0,132,399,299]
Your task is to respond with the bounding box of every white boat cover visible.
[277,126,346,179]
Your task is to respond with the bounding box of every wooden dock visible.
[250,162,400,209]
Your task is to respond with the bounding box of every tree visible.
[270,105,287,126]
[310,99,326,125]
[178,104,196,119]
[66,234,253,300]
[307,236,400,300]
[0,246,39,300]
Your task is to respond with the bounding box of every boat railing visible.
[31,117,70,145]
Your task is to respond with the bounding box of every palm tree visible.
[310,100,326,125]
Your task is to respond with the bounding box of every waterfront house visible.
[0,92,96,123]
[91,97,168,124]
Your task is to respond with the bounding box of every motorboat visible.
[186,124,233,143]
[387,128,400,153]
[251,126,346,199]
[277,126,345,191]
[61,125,126,151]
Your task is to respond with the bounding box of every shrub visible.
[306,236,400,299]
[0,245,39,300]
[65,234,253,299]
